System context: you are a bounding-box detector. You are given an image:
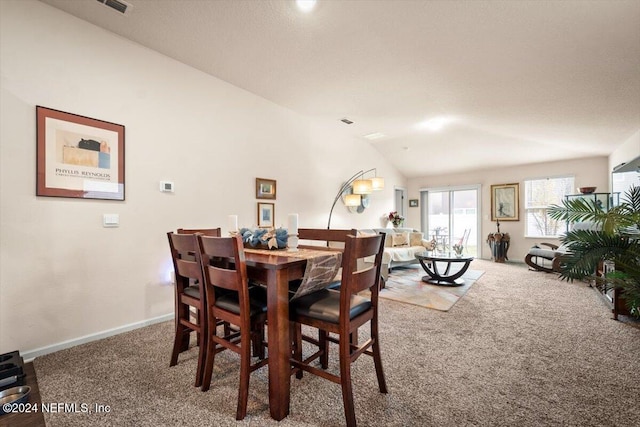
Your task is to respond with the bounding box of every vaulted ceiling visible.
[39,0,640,177]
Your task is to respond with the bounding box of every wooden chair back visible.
[341,233,385,297]
[177,227,221,236]
[298,228,357,247]
[167,232,204,292]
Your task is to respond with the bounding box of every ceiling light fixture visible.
[296,0,317,13]
[418,116,455,132]
[363,132,386,140]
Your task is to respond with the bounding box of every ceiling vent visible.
[96,0,133,16]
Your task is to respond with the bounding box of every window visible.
[524,176,575,237]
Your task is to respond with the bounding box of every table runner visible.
[244,247,343,299]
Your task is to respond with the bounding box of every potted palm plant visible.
[548,185,640,317]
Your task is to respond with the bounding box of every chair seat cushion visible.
[291,289,371,324]
[184,285,200,299]
[528,247,556,260]
[214,285,268,317]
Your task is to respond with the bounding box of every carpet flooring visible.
[33,260,640,426]
[381,264,484,311]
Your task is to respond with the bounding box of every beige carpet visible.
[33,260,640,426]
[381,264,484,311]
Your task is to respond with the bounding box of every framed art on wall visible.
[257,202,275,228]
[491,183,519,221]
[36,106,125,200]
[409,199,419,207]
[256,178,276,199]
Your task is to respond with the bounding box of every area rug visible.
[381,264,484,311]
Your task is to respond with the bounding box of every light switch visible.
[103,214,119,227]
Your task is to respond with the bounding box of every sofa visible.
[359,228,435,280]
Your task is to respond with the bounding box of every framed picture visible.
[409,199,419,207]
[491,183,519,221]
[257,202,275,228]
[36,106,125,200]
[256,177,276,199]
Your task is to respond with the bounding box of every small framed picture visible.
[409,199,419,207]
[257,202,275,228]
[491,183,519,221]
[256,178,276,199]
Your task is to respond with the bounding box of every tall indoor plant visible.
[548,186,640,317]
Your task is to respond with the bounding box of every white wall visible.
[406,157,610,262]
[609,130,640,180]
[0,1,404,355]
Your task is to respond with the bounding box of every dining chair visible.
[166,232,208,388]
[290,228,359,353]
[196,234,269,420]
[289,233,387,427]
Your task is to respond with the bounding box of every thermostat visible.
[160,181,174,192]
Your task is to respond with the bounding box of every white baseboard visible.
[22,313,173,362]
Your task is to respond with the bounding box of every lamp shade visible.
[370,177,384,191]
[344,194,361,207]
[352,179,373,194]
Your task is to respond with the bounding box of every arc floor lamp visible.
[327,168,384,229]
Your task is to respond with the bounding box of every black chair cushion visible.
[291,289,371,324]
[214,285,268,317]
[184,285,200,299]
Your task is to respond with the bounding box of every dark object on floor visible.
[0,350,26,391]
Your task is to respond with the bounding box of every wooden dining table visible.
[243,246,341,421]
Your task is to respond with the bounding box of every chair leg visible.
[319,330,328,369]
[236,332,252,420]
[339,337,357,427]
[293,322,304,379]
[201,317,217,392]
[252,321,266,360]
[170,303,190,366]
[371,317,387,394]
[194,306,207,388]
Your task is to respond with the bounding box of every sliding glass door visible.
[420,186,480,257]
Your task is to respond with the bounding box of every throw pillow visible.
[392,232,410,247]
[409,232,424,246]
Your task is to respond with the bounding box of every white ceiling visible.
[39,0,640,177]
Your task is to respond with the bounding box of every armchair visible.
[524,243,566,273]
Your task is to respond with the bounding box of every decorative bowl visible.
[578,187,596,194]
[0,385,31,415]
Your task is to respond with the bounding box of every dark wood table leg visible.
[419,259,472,286]
[267,268,290,420]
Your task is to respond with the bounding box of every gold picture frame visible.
[256,178,276,199]
[257,202,275,228]
[491,183,519,221]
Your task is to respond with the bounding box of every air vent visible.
[96,0,133,16]
[340,118,354,125]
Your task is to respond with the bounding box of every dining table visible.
[243,245,342,421]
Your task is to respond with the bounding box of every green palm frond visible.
[552,184,640,316]
[557,230,637,280]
